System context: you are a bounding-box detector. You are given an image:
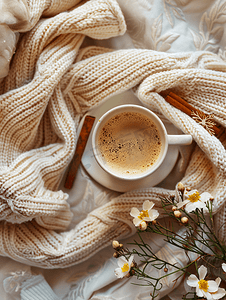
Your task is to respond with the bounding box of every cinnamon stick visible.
[162,91,222,136]
[64,115,95,189]
[168,92,201,113]
[165,95,192,116]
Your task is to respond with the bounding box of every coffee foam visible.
[97,111,162,178]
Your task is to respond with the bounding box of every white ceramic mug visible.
[92,104,192,181]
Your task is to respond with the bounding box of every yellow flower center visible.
[188,191,200,203]
[198,279,209,292]
[138,210,149,220]
[121,263,129,273]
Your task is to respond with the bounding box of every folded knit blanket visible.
[0,0,226,268]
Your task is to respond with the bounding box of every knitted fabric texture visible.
[0,0,226,268]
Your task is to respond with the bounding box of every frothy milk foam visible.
[97,111,162,178]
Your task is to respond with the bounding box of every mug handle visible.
[167,134,193,145]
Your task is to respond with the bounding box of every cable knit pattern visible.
[2,0,125,93]
[0,0,226,268]
[9,0,84,32]
[0,188,173,268]
[0,0,126,229]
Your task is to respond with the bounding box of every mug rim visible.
[91,104,168,181]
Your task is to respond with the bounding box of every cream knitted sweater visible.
[0,0,226,268]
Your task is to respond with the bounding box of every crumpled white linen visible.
[0,24,17,79]
[1,0,226,299]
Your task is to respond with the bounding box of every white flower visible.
[114,255,134,278]
[222,263,226,273]
[177,189,212,213]
[209,277,226,299]
[187,265,218,299]
[130,200,159,227]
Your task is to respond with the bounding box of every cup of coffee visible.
[92,104,192,181]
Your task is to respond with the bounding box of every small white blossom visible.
[187,265,218,299]
[177,189,212,213]
[130,200,159,227]
[114,255,134,278]
[209,277,226,299]
[222,263,226,273]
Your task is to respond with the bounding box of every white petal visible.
[185,202,197,213]
[200,192,212,203]
[142,210,158,221]
[187,274,199,287]
[128,255,134,266]
[117,256,127,268]
[198,265,207,280]
[222,263,226,272]
[215,277,221,286]
[130,207,140,217]
[143,200,154,211]
[196,286,203,297]
[122,270,129,277]
[195,201,206,209]
[202,206,209,214]
[177,200,189,209]
[133,217,142,227]
[212,288,226,299]
[202,290,213,300]
[114,268,124,278]
[143,217,151,221]
[207,280,218,292]
[148,209,159,221]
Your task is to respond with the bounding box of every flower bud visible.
[209,196,214,202]
[113,252,119,258]
[130,269,135,275]
[112,240,120,249]
[177,182,185,192]
[139,221,147,231]
[181,217,188,224]
[174,210,182,218]
[164,267,168,272]
[172,206,177,211]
